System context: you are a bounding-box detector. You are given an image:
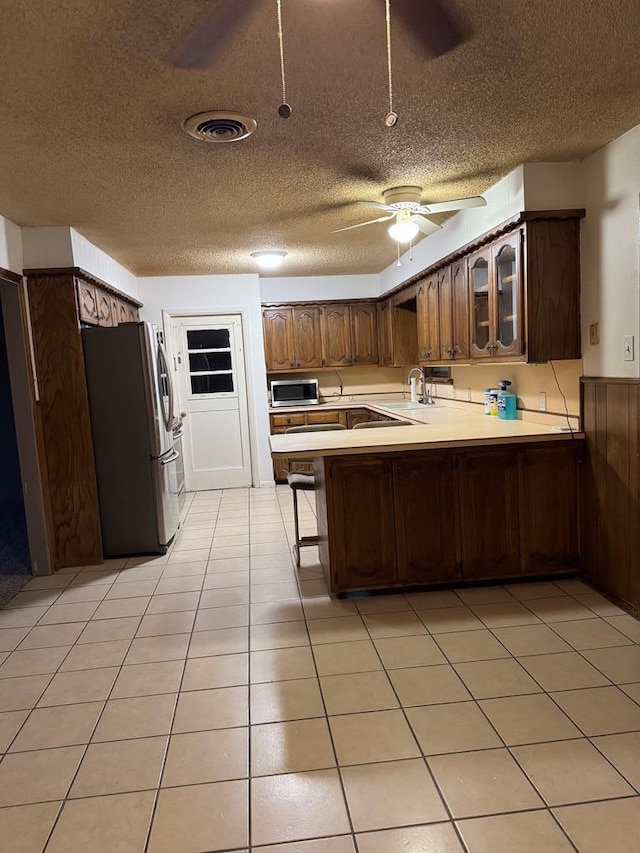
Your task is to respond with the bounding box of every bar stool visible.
[285,423,346,567]
[352,419,413,428]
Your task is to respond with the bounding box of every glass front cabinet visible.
[469,233,523,360]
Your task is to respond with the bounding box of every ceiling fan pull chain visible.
[276,0,291,118]
[385,0,398,127]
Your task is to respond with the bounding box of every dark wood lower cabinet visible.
[328,456,396,591]
[457,449,521,580]
[394,453,458,585]
[519,443,580,574]
[316,439,582,594]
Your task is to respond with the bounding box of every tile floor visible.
[0,486,640,851]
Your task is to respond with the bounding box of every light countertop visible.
[269,399,583,458]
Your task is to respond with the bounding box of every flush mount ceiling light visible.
[388,215,420,244]
[251,251,288,271]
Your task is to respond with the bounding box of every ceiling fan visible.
[174,0,468,68]
[332,186,487,243]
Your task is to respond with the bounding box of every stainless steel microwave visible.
[270,378,319,407]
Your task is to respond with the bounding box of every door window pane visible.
[471,257,490,352]
[187,329,230,350]
[191,374,234,395]
[496,245,517,348]
[188,352,232,372]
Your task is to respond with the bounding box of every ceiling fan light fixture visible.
[388,219,420,243]
[251,251,288,271]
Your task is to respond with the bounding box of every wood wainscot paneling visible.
[27,273,103,567]
[581,377,640,615]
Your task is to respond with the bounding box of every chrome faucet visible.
[407,367,427,404]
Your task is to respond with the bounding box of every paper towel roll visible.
[410,376,419,403]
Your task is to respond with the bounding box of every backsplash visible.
[267,366,404,403]
[441,360,582,417]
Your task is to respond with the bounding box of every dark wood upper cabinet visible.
[263,307,294,371]
[417,274,440,363]
[492,234,524,358]
[321,304,352,366]
[437,258,469,361]
[451,259,470,360]
[350,303,378,365]
[394,453,458,585]
[292,305,322,369]
[458,448,521,580]
[377,300,393,366]
[469,235,524,361]
[327,456,397,591]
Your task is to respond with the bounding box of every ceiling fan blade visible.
[418,196,487,214]
[388,0,468,58]
[414,216,442,235]
[357,200,395,212]
[173,0,259,68]
[332,214,396,234]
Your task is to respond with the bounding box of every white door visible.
[173,315,252,490]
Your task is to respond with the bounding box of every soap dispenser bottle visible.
[497,380,517,420]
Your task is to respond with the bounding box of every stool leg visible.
[292,488,301,568]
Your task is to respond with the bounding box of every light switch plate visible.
[589,322,599,345]
[623,335,635,362]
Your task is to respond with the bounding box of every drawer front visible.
[271,413,306,429]
[306,409,344,426]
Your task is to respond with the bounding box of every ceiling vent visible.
[182,111,257,143]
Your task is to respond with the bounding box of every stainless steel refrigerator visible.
[82,322,180,556]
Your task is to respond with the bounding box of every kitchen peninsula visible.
[270,401,584,595]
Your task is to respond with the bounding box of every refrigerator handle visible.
[160,449,180,466]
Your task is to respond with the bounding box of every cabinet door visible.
[394,454,458,584]
[438,267,454,360]
[458,449,520,579]
[328,456,396,590]
[292,305,322,369]
[117,300,129,324]
[350,303,378,365]
[263,307,294,371]
[468,248,493,359]
[96,289,114,327]
[519,444,579,574]
[416,275,440,362]
[451,259,470,360]
[492,234,524,358]
[76,279,99,325]
[321,304,352,366]
[377,300,393,366]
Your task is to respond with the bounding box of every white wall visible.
[70,230,138,300]
[523,162,586,210]
[137,274,273,486]
[581,124,640,378]
[0,214,23,274]
[260,274,379,303]
[21,226,138,299]
[379,167,526,293]
[22,226,74,270]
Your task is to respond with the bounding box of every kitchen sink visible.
[378,401,429,410]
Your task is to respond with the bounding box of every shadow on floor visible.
[0,503,31,607]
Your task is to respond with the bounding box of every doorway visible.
[0,295,31,599]
[171,314,253,490]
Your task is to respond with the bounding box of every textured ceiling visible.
[0,0,639,277]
